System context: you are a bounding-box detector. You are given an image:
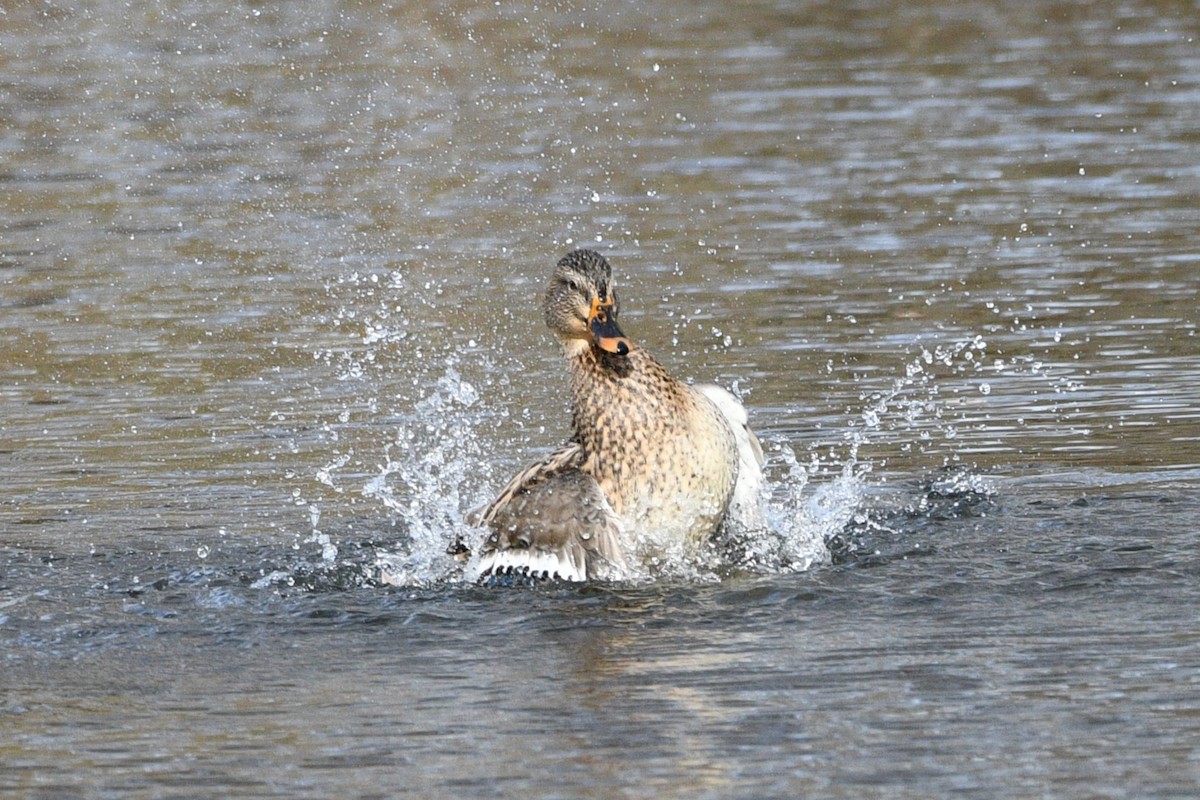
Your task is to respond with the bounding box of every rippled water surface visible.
[3,1,1199,797]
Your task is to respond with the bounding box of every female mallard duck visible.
[471,249,764,582]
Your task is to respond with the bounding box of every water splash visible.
[367,367,491,588]
[337,358,847,588]
[824,330,1089,477]
[288,267,1080,591]
[301,348,981,589]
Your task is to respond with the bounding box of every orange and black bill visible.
[589,296,632,355]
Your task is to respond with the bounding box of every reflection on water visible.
[2,0,1199,797]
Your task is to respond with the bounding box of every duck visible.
[470,249,764,582]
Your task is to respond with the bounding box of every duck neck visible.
[566,344,634,454]
[565,340,694,459]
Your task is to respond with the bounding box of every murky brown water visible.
[3,1,1199,797]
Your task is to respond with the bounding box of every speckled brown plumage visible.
[568,343,736,544]
[473,249,759,582]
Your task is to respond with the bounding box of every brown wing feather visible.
[480,469,627,581]
[467,442,586,527]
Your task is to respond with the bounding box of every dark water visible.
[3,0,1199,797]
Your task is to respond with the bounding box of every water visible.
[3,0,1199,796]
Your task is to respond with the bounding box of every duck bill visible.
[589,298,632,356]
[592,320,631,355]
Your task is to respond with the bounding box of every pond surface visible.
[2,0,1199,797]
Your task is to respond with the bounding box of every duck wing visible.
[696,384,766,534]
[468,442,586,527]
[476,469,627,583]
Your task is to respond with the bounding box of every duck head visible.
[544,249,633,357]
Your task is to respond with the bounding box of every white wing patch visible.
[697,383,766,534]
